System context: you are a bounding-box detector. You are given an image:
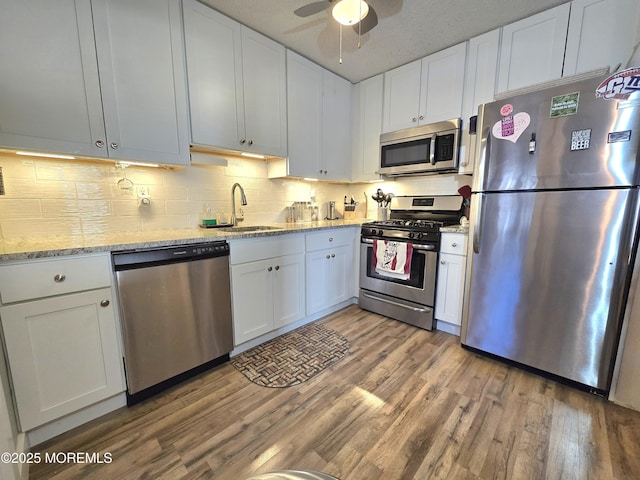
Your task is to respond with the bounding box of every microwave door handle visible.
[429,134,437,165]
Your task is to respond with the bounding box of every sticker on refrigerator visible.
[492,104,530,143]
[550,92,580,118]
[608,130,632,143]
[570,129,591,151]
[596,67,640,100]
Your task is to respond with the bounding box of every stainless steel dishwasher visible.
[112,241,233,405]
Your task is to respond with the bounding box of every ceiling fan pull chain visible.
[339,23,343,64]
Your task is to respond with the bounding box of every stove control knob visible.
[417,232,424,240]
[408,232,415,239]
[370,229,378,236]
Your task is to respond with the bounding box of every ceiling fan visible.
[294,0,379,35]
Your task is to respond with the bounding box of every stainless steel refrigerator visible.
[461,72,640,394]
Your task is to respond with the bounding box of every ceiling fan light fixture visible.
[332,0,369,26]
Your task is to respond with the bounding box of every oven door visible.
[359,238,437,305]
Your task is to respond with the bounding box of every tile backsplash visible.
[0,151,471,240]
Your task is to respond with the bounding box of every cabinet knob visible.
[451,243,457,247]
[95,140,105,148]
[326,254,331,259]
[324,170,327,174]
[419,115,424,120]
[275,265,280,271]
[100,300,110,307]
[440,260,446,265]
[267,266,273,272]
[331,253,335,258]
[412,117,417,123]
[248,140,253,146]
[329,237,333,242]
[110,142,119,149]
[54,274,66,283]
[240,138,246,145]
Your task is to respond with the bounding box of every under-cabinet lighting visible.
[240,152,266,159]
[303,178,319,182]
[16,150,76,160]
[116,161,160,168]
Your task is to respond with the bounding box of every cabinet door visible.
[435,253,466,326]
[241,28,288,157]
[564,0,640,76]
[0,0,106,157]
[182,0,245,152]
[286,50,323,178]
[306,250,331,315]
[92,0,190,165]
[328,245,354,306]
[322,70,353,181]
[419,42,467,124]
[497,3,570,93]
[272,254,306,328]
[382,59,422,132]
[460,30,500,175]
[231,259,274,345]
[0,288,124,431]
[352,74,384,182]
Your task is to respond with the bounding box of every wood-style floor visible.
[31,306,640,479]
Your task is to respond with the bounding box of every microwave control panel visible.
[434,134,455,161]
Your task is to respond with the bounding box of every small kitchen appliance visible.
[359,195,463,330]
[463,70,640,394]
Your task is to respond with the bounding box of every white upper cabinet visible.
[383,43,466,132]
[0,0,189,166]
[92,0,190,165]
[352,74,384,182]
[419,43,467,124]
[182,0,287,158]
[285,50,323,178]
[564,0,640,76]
[497,3,571,94]
[322,70,353,181]
[459,29,500,175]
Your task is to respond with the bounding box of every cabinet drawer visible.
[0,254,112,304]
[306,228,355,252]
[440,233,468,256]
[230,234,304,265]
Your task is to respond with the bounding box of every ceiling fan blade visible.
[294,1,331,18]
[354,5,378,34]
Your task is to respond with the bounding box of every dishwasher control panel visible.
[113,241,229,270]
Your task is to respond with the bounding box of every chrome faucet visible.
[230,183,247,226]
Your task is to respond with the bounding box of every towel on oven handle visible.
[373,240,413,280]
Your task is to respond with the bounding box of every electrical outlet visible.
[136,186,150,198]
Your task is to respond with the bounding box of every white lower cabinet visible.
[230,235,305,345]
[305,229,356,316]
[435,233,468,333]
[0,254,125,431]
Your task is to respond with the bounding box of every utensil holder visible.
[377,207,388,221]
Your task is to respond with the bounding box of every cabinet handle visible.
[110,142,119,149]
[95,140,105,148]
[54,274,66,283]
[267,266,273,272]
[240,138,246,144]
[440,260,446,265]
[100,300,110,307]
[451,243,458,247]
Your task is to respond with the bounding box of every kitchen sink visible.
[217,225,283,232]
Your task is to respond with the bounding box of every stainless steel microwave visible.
[379,118,461,176]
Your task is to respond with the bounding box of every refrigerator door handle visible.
[472,105,491,192]
[472,193,484,254]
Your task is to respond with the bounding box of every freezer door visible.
[475,77,640,191]
[462,189,638,390]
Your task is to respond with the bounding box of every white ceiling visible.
[199,0,572,83]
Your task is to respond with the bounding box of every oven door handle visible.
[361,291,432,313]
[361,238,436,251]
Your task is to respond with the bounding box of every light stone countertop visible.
[440,225,469,234]
[0,219,369,262]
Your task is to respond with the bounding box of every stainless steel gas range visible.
[359,195,463,330]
